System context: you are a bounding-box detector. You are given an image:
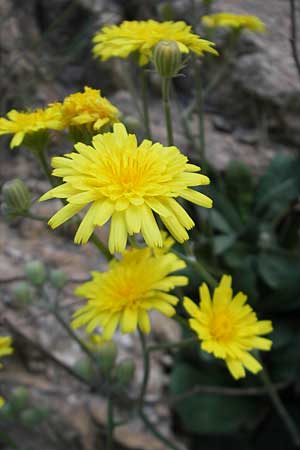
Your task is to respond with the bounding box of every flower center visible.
[211,313,234,341]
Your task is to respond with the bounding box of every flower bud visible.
[115,359,135,386]
[25,260,47,286]
[10,387,29,411]
[12,282,32,305]
[152,40,182,78]
[98,341,118,375]
[73,357,94,382]
[1,178,31,218]
[49,269,67,289]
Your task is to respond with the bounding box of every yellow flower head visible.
[0,104,64,148]
[184,276,273,379]
[72,247,187,339]
[0,336,13,407]
[202,13,266,32]
[59,86,119,131]
[93,20,218,65]
[40,123,212,254]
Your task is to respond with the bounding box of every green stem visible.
[33,145,54,186]
[50,306,98,365]
[174,247,217,288]
[106,395,115,450]
[90,234,113,261]
[137,331,181,450]
[261,366,300,447]
[162,77,174,146]
[193,57,206,164]
[141,69,152,139]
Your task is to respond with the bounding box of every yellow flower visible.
[184,275,273,379]
[93,20,218,65]
[72,247,187,339]
[59,86,119,131]
[0,104,64,148]
[40,123,212,254]
[0,336,13,366]
[0,336,13,408]
[202,13,266,32]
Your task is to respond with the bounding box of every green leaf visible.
[258,251,300,290]
[210,210,233,234]
[207,186,242,232]
[214,234,236,255]
[170,363,260,434]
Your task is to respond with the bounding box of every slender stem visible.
[5,317,93,387]
[106,395,115,450]
[137,331,181,450]
[289,0,300,81]
[141,69,152,139]
[90,234,113,261]
[261,366,300,447]
[193,57,206,164]
[162,77,174,146]
[33,146,54,186]
[173,248,217,288]
[50,306,98,364]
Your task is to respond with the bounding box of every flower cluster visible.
[0,87,119,149]
[93,19,218,65]
[40,123,212,253]
[184,275,273,379]
[72,246,187,339]
[202,13,266,32]
[0,336,13,407]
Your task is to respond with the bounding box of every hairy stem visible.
[137,331,181,450]
[162,77,174,146]
[193,57,206,164]
[289,0,300,81]
[261,365,300,447]
[141,69,152,139]
[106,395,115,450]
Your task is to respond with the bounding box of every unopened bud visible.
[12,282,32,305]
[25,260,47,286]
[115,359,135,386]
[153,40,182,78]
[98,341,118,375]
[1,178,31,218]
[74,357,94,382]
[10,387,29,411]
[49,269,67,289]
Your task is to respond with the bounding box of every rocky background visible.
[0,1,300,449]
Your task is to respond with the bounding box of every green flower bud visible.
[10,387,29,411]
[20,408,48,428]
[73,357,94,382]
[25,260,47,286]
[115,359,135,386]
[49,269,67,289]
[98,341,118,375]
[1,178,31,218]
[12,282,32,305]
[152,40,182,78]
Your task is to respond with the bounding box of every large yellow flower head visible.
[0,336,13,408]
[59,86,119,131]
[202,13,266,33]
[93,20,218,65]
[0,104,64,148]
[72,246,188,339]
[40,123,212,254]
[184,275,273,379]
